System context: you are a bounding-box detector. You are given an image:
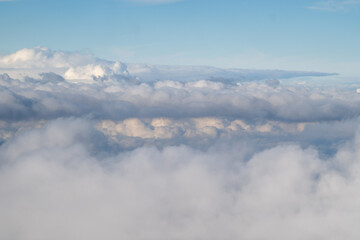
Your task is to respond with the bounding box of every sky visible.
[2,1,360,239]
[1,0,360,74]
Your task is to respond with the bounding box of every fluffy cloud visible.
[1,118,360,239]
[0,57,358,157]
[0,47,96,69]
[0,47,130,82]
[64,62,129,83]
[0,47,334,82]
[1,72,359,123]
[0,47,359,239]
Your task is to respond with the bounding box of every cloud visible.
[1,72,360,124]
[0,47,131,82]
[126,63,335,82]
[1,68,359,156]
[0,47,96,69]
[1,118,360,239]
[1,66,360,125]
[308,0,360,12]
[0,47,335,82]
[64,62,129,83]
[1,47,360,239]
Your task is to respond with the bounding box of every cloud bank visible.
[0,47,359,239]
[0,47,335,82]
[2,118,360,239]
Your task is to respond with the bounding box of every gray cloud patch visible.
[0,73,358,123]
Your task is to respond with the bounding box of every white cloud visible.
[1,47,360,239]
[0,47,334,81]
[64,62,129,83]
[1,118,360,239]
[1,67,359,154]
[0,47,130,82]
[0,70,359,125]
[0,47,96,69]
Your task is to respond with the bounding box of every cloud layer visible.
[2,118,360,239]
[0,47,359,239]
[0,47,335,82]
[0,71,356,123]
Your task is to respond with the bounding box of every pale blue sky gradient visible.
[0,0,359,75]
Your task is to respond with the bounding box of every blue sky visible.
[1,0,359,75]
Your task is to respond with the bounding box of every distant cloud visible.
[0,71,355,124]
[0,47,334,82]
[308,0,360,12]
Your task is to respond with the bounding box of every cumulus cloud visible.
[64,62,129,83]
[0,47,335,82]
[0,47,130,82]
[0,47,95,69]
